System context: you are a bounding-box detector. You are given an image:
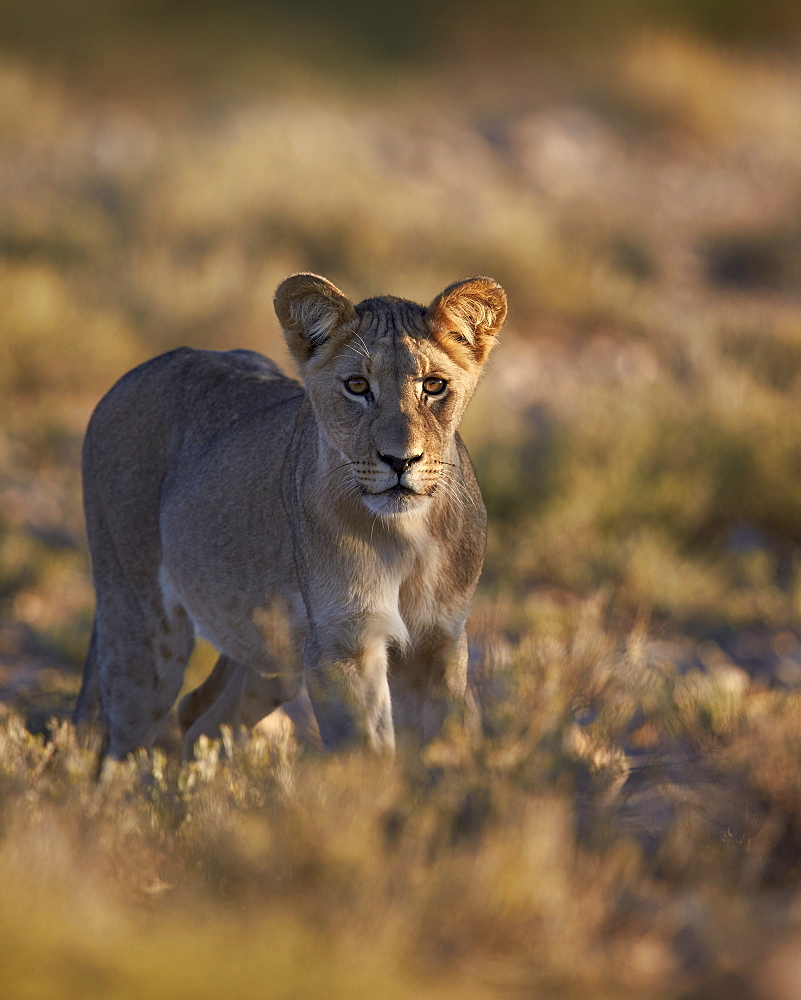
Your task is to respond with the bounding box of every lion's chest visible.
[300,513,446,645]
[363,523,451,644]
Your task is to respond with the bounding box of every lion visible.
[74,273,507,758]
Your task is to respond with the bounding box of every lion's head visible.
[275,273,506,516]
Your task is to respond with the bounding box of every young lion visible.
[74,273,506,758]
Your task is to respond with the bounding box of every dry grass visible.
[4,22,801,999]
[3,595,801,998]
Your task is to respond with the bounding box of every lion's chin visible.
[362,485,431,517]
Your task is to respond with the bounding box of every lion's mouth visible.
[358,480,433,516]
[382,484,418,497]
[357,482,420,499]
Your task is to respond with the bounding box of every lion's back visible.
[82,348,303,583]
[87,346,300,457]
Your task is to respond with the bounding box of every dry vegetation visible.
[4,17,801,998]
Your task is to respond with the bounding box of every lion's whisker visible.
[353,333,372,359]
[435,478,467,513]
[344,342,369,360]
[325,460,358,481]
[438,471,476,510]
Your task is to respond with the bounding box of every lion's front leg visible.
[390,626,470,744]
[303,629,395,753]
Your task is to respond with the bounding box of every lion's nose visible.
[378,452,422,476]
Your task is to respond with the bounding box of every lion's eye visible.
[345,376,370,396]
[422,376,447,396]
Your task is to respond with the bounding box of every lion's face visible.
[275,274,507,517]
[306,306,479,515]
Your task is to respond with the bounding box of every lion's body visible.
[75,275,506,757]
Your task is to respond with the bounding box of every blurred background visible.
[4,0,801,708]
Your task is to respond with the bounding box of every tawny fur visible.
[74,274,506,758]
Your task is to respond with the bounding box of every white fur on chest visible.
[351,511,445,649]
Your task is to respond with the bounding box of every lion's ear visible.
[427,277,507,365]
[274,273,356,366]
